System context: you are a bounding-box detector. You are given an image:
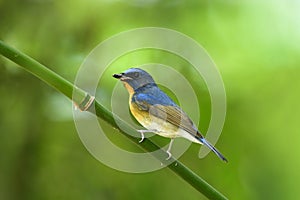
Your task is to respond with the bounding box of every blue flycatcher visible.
[113,68,227,162]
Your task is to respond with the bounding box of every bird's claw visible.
[166,138,174,160]
[136,130,145,143]
[138,132,144,143]
[137,129,157,143]
[166,151,172,160]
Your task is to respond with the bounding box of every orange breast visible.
[129,102,151,127]
[129,101,180,138]
[123,82,134,96]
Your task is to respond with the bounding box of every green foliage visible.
[0,37,228,199]
[1,1,300,200]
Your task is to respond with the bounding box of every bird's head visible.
[113,68,155,91]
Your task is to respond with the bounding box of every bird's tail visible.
[199,137,228,162]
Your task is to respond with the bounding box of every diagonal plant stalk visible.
[0,40,228,200]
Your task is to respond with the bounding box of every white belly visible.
[139,114,201,144]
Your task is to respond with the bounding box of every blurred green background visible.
[1,0,300,199]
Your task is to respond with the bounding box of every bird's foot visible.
[138,132,144,143]
[137,129,157,143]
[166,151,172,160]
[165,138,175,160]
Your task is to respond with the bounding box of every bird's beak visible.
[112,73,132,81]
[113,73,123,79]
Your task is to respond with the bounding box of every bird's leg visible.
[136,129,157,143]
[166,138,175,160]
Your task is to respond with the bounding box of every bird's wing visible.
[133,93,199,137]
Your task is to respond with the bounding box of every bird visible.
[113,68,227,162]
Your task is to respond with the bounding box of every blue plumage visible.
[113,68,228,162]
[132,83,177,107]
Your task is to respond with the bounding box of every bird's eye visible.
[134,72,139,78]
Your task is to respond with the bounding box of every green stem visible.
[0,40,227,200]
